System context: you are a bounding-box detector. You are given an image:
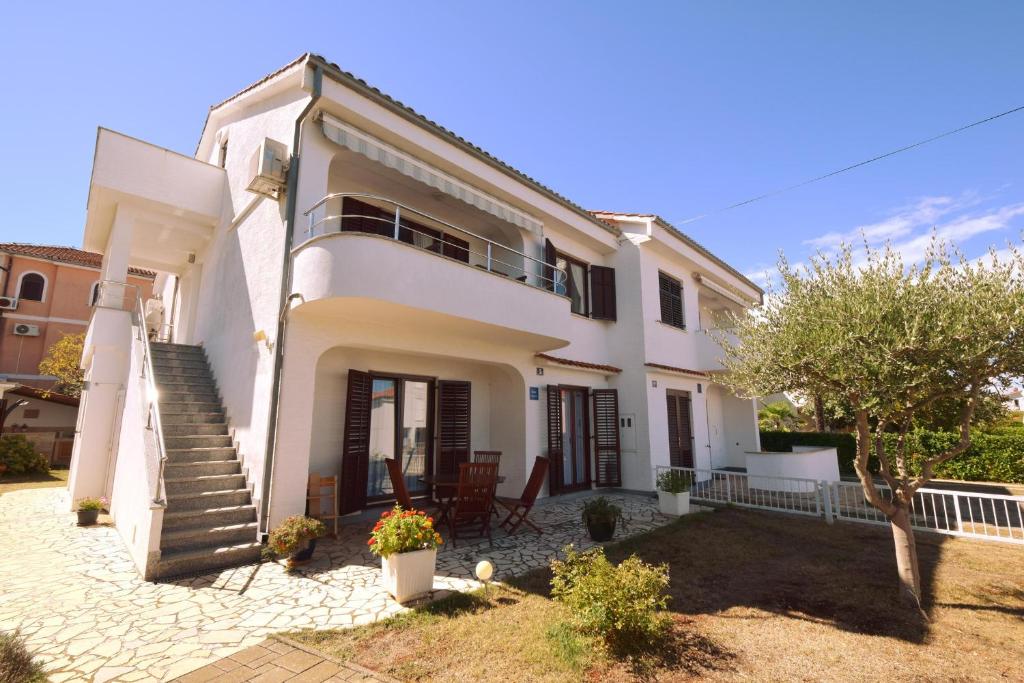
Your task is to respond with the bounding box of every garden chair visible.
[495,456,549,536]
[385,457,415,510]
[473,451,502,517]
[446,462,498,547]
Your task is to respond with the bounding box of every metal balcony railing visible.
[302,193,567,291]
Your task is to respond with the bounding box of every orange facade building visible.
[0,244,155,389]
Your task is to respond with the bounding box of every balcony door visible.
[546,385,592,493]
[341,371,435,513]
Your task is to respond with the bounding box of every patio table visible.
[420,473,506,526]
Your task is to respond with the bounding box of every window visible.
[17,272,46,302]
[555,252,588,316]
[658,271,685,329]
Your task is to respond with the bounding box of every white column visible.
[67,206,136,507]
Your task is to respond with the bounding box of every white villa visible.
[67,53,763,579]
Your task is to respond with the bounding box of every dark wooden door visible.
[666,391,694,468]
[340,370,373,513]
[592,389,621,486]
[437,380,471,475]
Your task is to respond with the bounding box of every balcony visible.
[291,194,572,351]
[696,328,738,372]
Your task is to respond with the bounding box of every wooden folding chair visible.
[385,458,415,510]
[447,462,498,547]
[496,457,549,536]
[473,451,502,517]
[307,473,339,537]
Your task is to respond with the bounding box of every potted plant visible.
[269,515,327,569]
[581,497,622,542]
[369,505,443,603]
[657,469,692,516]
[75,497,106,526]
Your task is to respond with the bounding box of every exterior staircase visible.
[151,342,262,578]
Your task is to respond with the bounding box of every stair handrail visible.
[132,287,169,506]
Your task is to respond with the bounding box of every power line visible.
[672,103,1024,226]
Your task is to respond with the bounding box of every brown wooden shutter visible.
[546,384,564,493]
[592,389,621,486]
[589,266,617,321]
[659,272,685,328]
[342,198,391,236]
[437,380,471,474]
[543,238,557,291]
[340,370,372,514]
[666,393,694,468]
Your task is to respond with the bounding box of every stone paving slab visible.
[0,487,675,682]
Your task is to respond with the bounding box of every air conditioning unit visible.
[246,138,289,199]
[12,323,39,337]
[0,296,17,310]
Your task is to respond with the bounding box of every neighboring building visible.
[0,244,156,389]
[0,383,79,467]
[1002,389,1023,422]
[67,54,764,579]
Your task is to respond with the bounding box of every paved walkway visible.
[0,487,673,682]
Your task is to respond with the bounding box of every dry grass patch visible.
[291,508,1024,681]
[0,469,68,496]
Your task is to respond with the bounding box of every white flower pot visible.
[658,490,690,516]
[381,548,437,603]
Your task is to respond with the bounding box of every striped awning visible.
[319,112,543,235]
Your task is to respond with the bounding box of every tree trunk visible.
[814,396,826,432]
[889,505,923,608]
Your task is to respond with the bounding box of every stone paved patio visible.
[0,487,673,682]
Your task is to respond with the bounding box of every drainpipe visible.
[0,253,10,341]
[258,62,323,537]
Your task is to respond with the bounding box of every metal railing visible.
[302,193,567,291]
[658,465,1024,545]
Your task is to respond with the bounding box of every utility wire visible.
[672,104,1024,226]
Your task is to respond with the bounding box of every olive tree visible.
[718,240,1024,607]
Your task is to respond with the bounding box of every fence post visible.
[820,481,834,525]
[952,494,963,533]
[724,473,732,503]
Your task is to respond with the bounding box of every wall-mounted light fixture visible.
[253,329,273,352]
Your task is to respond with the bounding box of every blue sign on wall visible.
[529,387,539,400]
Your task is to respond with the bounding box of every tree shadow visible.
[607,621,737,681]
[512,507,958,644]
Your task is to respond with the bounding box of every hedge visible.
[0,435,49,476]
[760,430,1024,484]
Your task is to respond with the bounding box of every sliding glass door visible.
[560,386,591,491]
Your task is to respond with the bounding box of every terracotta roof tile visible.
[644,362,709,378]
[0,244,156,278]
[535,353,621,374]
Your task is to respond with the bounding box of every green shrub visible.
[550,545,670,647]
[0,435,48,476]
[656,469,693,494]
[759,429,1024,484]
[268,515,327,556]
[0,630,47,683]
[580,497,622,524]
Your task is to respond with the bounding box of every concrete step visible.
[165,473,247,495]
[161,402,223,415]
[156,541,262,579]
[165,434,232,449]
[156,375,217,389]
[162,504,257,531]
[160,522,259,552]
[152,357,209,370]
[166,488,252,512]
[164,459,240,477]
[166,446,237,463]
[160,391,221,404]
[155,366,213,379]
[151,342,205,353]
[162,422,229,437]
[162,411,225,425]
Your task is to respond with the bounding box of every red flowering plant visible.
[268,515,326,557]
[368,505,443,558]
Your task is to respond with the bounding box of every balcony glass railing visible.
[302,193,566,291]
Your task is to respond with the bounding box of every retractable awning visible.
[319,112,543,235]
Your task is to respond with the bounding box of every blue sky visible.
[2,1,1022,282]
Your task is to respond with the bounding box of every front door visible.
[546,385,591,493]
[666,391,694,468]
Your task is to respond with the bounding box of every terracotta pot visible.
[286,539,317,568]
[77,509,99,526]
[381,548,437,603]
[584,516,617,542]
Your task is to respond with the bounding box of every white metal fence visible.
[657,466,1024,545]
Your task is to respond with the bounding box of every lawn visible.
[0,469,68,497]
[290,507,1024,681]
